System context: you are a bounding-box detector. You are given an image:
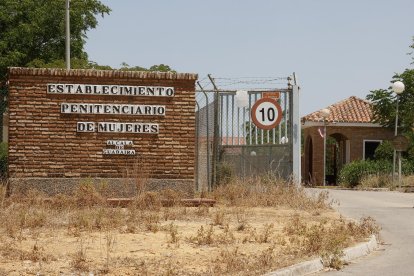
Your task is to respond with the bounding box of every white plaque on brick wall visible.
[103,140,136,155]
[48,83,175,97]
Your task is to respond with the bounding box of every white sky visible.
[85,0,414,116]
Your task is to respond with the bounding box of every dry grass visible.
[212,176,330,210]
[359,174,414,190]
[0,176,379,275]
[70,238,89,272]
[283,214,380,269]
[359,174,394,190]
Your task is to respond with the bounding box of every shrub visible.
[374,140,393,161]
[402,159,414,174]
[339,159,414,188]
[359,174,392,189]
[132,191,162,211]
[0,142,7,178]
[216,162,235,185]
[339,160,392,188]
[73,179,105,207]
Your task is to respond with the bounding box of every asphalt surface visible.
[310,189,414,276]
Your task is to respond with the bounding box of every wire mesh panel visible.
[218,89,293,181]
[195,87,293,190]
[195,91,214,191]
[218,90,291,146]
[220,145,292,180]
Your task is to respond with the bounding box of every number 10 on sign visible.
[251,98,283,130]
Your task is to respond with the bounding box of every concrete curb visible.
[265,235,378,276]
[265,258,324,276]
[314,187,390,192]
[342,234,378,263]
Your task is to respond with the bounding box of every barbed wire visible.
[196,75,291,92]
[197,76,208,84]
[196,78,212,90]
[213,80,287,87]
[214,76,288,80]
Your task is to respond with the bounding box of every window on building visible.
[363,140,382,160]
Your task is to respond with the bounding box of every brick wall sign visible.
[7,68,198,196]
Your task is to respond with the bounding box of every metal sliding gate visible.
[195,76,301,191]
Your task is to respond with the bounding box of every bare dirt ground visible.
[0,180,379,275]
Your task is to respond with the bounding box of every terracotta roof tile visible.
[302,96,373,123]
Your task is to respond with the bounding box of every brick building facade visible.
[7,67,197,195]
[302,96,394,185]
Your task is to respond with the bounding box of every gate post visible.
[292,82,301,186]
[208,74,220,190]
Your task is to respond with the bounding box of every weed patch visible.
[0,178,379,274]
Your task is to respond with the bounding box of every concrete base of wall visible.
[9,178,195,197]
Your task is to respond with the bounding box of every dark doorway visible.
[326,133,348,185]
[305,136,313,184]
[364,140,381,160]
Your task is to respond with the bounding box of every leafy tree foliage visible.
[0,0,111,79]
[366,38,414,163]
[374,140,394,161]
[0,1,176,114]
[120,63,176,73]
[0,1,178,77]
[366,69,414,134]
[27,58,112,70]
[148,64,176,73]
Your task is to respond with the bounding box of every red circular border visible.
[251,98,283,130]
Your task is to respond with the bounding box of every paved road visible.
[310,189,414,276]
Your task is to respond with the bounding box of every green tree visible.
[120,62,176,73]
[0,1,178,78]
[358,38,414,181]
[27,58,112,70]
[0,1,177,143]
[0,0,111,79]
[366,69,414,134]
[366,39,414,160]
[149,64,176,73]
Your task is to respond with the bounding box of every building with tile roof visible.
[301,96,394,185]
[302,96,375,125]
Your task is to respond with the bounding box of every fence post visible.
[196,83,212,192]
[291,74,301,186]
[208,74,220,189]
[195,101,200,191]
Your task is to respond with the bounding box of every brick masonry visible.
[303,125,394,185]
[7,67,198,195]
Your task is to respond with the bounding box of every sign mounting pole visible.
[291,73,301,186]
[65,0,70,70]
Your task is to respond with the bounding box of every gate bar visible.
[231,95,235,145]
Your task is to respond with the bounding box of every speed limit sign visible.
[251,98,283,130]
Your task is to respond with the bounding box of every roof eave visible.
[301,121,383,129]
